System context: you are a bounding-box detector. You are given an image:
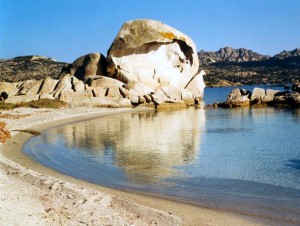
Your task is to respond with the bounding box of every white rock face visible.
[107,19,205,101]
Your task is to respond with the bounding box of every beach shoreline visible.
[0,106,271,225]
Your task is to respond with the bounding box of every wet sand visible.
[0,106,272,225]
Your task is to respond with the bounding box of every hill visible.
[199,48,300,86]
[0,56,66,82]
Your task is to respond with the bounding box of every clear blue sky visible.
[1,0,300,62]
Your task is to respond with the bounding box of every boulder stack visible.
[1,19,206,108]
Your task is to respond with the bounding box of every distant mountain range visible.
[0,48,299,87]
[198,47,300,86]
[198,46,270,65]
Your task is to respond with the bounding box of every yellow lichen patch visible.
[160,32,186,42]
[160,32,176,40]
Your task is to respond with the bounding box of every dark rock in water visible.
[60,53,108,81]
[292,81,300,93]
[0,56,66,82]
[273,91,300,107]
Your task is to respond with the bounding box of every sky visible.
[0,0,300,62]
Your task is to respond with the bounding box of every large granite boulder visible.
[251,88,279,104]
[107,19,205,103]
[226,88,251,107]
[60,53,108,81]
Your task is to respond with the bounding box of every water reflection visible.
[51,108,205,184]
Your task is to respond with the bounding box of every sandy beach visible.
[0,106,271,225]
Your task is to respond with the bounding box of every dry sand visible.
[0,106,271,225]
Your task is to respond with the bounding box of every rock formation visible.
[60,53,108,81]
[0,19,206,108]
[107,19,205,104]
[207,82,300,108]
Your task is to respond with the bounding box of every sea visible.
[23,85,300,224]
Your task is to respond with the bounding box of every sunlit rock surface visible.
[107,19,205,103]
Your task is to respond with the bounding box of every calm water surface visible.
[24,86,300,224]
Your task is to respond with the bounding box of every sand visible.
[0,106,270,225]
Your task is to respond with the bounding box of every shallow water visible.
[23,86,300,224]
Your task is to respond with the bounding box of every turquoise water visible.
[23,86,300,224]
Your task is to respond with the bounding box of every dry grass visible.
[0,99,68,110]
[0,113,31,119]
[0,121,11,143]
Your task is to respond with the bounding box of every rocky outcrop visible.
[250,88,280,104]
[60,53,108,81]
[1,20,206,108]
[0,56,65,82]
[216,88,251,107]
[273,91,300,107]
[107,19,205,104]
[198,47,270,65]
[208,82,300,108]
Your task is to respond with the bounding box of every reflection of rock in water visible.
[57,109,205,184]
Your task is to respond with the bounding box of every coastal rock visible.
[87,76,125,89]
[39,77,59,95]
[107,19,205,103]
[58,90,93,106]
[292,82,300,93]
[264,89,279,102]
[273,91,300,107]
[225,88,251,107]
[86,76,130,99]
[251,88,279,104]
[53,74,73,98]
[0,82,19,96]
[25,79,44,96]
[60,53,108,81]
[251,88,265,103]
[17,80,36,95]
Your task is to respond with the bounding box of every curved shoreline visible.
[0,107,270,225]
